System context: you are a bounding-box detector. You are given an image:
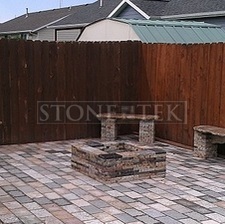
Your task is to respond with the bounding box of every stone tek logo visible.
[37,101,187,124]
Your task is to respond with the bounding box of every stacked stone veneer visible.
[97,113,158,144]
[194,125,225,159]
[101,119,117,141]
[71,140,166,183]
[139,120,154,144]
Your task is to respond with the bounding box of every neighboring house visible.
[49,0,122,41]
[77,18,225,44]
[0,0,121,41]
[1,0,225,41]
[0,7,76,40]
[110,0,225,28]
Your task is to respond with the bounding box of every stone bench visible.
[194,125,225,159]
[96,113,158,144]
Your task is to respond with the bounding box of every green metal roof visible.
[113,18,225,44]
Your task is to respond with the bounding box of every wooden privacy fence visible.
[0,39,140,144]
[140,43,225,146]
[0,39,225,146]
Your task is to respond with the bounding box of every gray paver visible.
[137,215,158,224]
[124,208,143,216]
[186,211,209,221]
[163,210,187,219]
[91,200,110,208]
[143,208,165,218]
[118,196,135,203]
[156,216,181,224]
[114,213,136,223]
[81,205,102,214]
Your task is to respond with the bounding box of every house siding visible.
[29,28,55,41]
[116,5,145,19]
[56,29,81,41]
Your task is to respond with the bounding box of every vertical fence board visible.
[8,40,19,143]
[55,42,66,140]
[154,44,167,140]
[189,44,205,144]
[34,41,43,142]
[40,41,50,141]
[199,44,210,125]
[207,44,223,126]
[48,41,58,141]
[220,45,225,127]
[1,40,11,144]
[0,40,6,144]
[178,45,192,146]
[27,41,35,143]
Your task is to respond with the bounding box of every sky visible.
[0,0,95,23]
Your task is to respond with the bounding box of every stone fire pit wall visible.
[71,140,166,183]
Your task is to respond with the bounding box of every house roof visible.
[111,0,225,19]
[50,0,122,28]
[2,0,225,35]
[0,7,77,34]
[117,0,168,17]
[111,18,225,44]
[162,0,225,17]
[0,0,122,34]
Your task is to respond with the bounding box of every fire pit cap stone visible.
[96,113,159,121]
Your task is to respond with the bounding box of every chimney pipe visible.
[100,0,103,7]
[26,8,29,18]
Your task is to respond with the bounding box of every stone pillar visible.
[194,131,217,159]
[101,119,117,141]
[139,120,154,144]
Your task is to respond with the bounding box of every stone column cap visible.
[194,125,225,137]
[96,113,159,121]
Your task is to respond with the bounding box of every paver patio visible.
[1,139,225,224]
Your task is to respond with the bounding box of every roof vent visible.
[25,8,29,18]
[100,0,103,7]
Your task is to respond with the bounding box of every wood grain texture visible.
[0,39,224,146]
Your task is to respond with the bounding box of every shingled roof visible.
[0,7,76,34]
[163,0,225,16]
[126,0,225,18]
[1,0,225,35]
[51,0,122,27]
[0,0,121,34]
[129,0,168,17]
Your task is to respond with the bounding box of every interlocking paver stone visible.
[118,196,135,203]
[114,213,137,223]
[136,215,158,224]
[156,215,181,224]
[163,210,187,219]
[15,196,33,204]
[34,197,51,205]
[81,205,102,214]
[186,211,209,221]
[206,213,225,222]
[124,208,143,216]
[1,139,225,224]
[90,200,110,208]
[53,198,71,206]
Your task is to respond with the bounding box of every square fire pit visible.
[71,140,166,183]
